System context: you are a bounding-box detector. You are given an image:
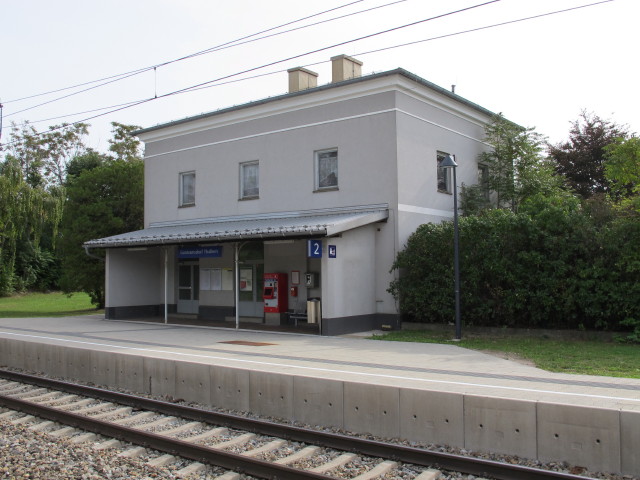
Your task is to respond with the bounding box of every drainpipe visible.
[83,245,105,262]
[235,242,240,330]
[234,241,249,330]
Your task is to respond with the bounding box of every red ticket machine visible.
[263,273,288,313]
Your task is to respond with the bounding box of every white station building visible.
[85,55,494,335]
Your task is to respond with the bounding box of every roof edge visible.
[132,68,497,137]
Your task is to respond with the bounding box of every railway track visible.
[0,369,597,480]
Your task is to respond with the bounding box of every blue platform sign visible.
[328,245,337,258]
[178,245,223,259]
[307,239,322,258]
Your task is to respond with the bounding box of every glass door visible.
[177,263,199,314]
[238,263,264,317]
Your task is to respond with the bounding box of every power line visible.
[356,0,615,59]
[4,0,415,119]
[1,0,613,148]
[4,99,154,128]
[96,0,502,114]
[2,0,374,110]
[3,0,499,144]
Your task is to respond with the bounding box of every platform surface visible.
[0,315,638,412]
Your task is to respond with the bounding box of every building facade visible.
[86,55,495,335]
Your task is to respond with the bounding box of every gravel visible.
[0,420,182,479]
[2,368,637,480]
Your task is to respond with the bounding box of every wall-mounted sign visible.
[307,239,322,258]
[328,245,337,258]
[178,245,223,259]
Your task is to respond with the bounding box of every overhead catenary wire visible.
[3,0,366,105]
[0,0,500,146]
[0,0,614,148]
[2,0,394,112]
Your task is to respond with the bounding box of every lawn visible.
[0,292,101,318]
[370,329,640,379]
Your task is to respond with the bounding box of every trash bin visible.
[307,298,321,324]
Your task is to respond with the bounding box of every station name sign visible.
[177,245,223,259]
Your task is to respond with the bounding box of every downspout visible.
[235,242,240,330]
[234,241,249,330]
[83,245,105,262]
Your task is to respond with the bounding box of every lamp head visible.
[439,154,458,168]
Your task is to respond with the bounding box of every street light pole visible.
[440,155,461,340]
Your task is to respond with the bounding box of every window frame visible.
[314,148,339,191]
[179,171,196,207]
[436,152,452,194]
[239,160,260,200]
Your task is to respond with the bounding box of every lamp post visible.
[439,155,461,340]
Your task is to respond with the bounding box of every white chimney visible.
[330,54,363,83]
[288,67,319,93]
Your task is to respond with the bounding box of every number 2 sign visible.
[307,239,322,258]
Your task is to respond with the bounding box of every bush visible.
[389,198,640,334]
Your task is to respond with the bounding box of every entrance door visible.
[238,263,264,318]
[177,263,199,314]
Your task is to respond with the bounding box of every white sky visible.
[1,0,638,153]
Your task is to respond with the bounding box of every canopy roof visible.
[84,205,388,248]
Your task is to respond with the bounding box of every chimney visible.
[331,54,363,83]
[288,67,319,93]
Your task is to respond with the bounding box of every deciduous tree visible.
[461,114,568,214]
[0,157,63,294]
[604,136,640,213]
[59,124,143,307]
[548,111,628,198]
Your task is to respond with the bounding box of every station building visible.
[85,55,495,335]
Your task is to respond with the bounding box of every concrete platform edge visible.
[0,337,636,477]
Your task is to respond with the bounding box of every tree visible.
[108,122,142,162]
[3,122,89,188]
[59,159,144,307]
[0,157,63,294]
[4,123,47,188]
[40,123,89,186]
[66,150,109,179]
[0,122,88,294]
[548,111,628,198]
[604,136,640,213]
[461,114,568,214]
[58,123,144,307]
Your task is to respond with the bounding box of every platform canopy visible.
[84,204,389,248]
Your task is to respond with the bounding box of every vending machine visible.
[263,273,288,313]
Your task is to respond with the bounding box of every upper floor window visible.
[240,161,259,199]
[315,148,338,190]
[437,152,452,193]
[179,171,195,206]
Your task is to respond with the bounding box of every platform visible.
[0,315,638,476]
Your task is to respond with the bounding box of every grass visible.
[0,292,101,318]
[370,329,640,379]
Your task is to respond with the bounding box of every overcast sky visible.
[1,0,637,153]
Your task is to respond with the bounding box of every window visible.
[437,152,451,193]
[179,171,195,206]
[240,161,259,199]
[315,149,338,190]
[478,164,490,201]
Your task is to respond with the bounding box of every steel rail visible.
[0,369,597,480]
[0,392,332,480]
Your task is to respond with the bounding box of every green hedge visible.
[389,200,640,335]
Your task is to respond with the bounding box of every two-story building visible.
[85,55,495,335]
